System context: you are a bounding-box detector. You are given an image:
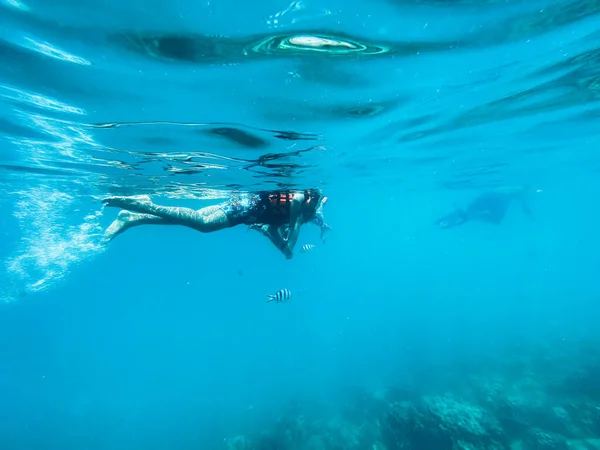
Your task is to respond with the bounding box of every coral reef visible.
[226,340,600,450]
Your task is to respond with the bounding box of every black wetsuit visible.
[435,187,530,229]
[465,191,513,224]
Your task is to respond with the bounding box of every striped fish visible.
[267,288,292,303]
[300,244,316,253]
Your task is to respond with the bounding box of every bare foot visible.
[104,210,136,242]
[102,195,152,210]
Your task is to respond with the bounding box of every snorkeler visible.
[434,185,534,229]
[101,189,331,259]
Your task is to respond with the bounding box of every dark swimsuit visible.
[218,192,261,226]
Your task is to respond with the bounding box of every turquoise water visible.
[2,0,600,449]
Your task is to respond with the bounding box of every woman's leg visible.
[104,211,174,242]
[102,195,230,233]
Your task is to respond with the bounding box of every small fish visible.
[267,288,292,303]
[300,244,316,253]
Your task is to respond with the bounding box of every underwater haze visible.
[2,0,600,449]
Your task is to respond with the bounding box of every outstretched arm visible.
[496,185,535,222]
[310,213,332,242]
[284,193,305,253]
[248,224,293,259]
[312,196,331,242]
[518,192,535,221]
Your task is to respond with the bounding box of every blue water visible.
[2,0,600,449]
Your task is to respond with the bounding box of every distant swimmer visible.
[102,189,331,259]
[434,185,534,229]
